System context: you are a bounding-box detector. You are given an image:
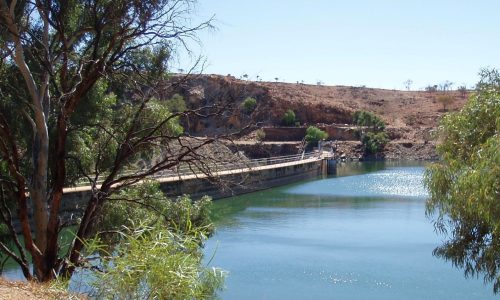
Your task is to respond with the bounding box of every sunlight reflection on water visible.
[287,167,428,199]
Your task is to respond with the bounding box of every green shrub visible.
[352,110,389,154]
[282,109,296,126]
[305,126,328,144]
[352,110,385,131]
[166,93,187,113]
[87,181,225,299]
[241,97,257,114]
[361,131,389,154]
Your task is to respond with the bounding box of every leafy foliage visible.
[352,111,388,154]
[425,68,500,293]
[89,225,225,299]
[165,94,187,113]
[86,181,225,298]
[98,181,214,239]
[65,81,118,184]
[305,126,328,144]
[68,94,183,185]
[282,109,296,126]
[361,132,389,154]
[352,110,386,131]
[241,97,257,114]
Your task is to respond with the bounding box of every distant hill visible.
[160,74,468,159]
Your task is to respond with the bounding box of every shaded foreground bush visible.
[78,181,226,298]
[88,224,226,299]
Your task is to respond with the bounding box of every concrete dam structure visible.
[58,152,335,221]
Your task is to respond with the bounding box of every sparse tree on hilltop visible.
[404,79,413,91]
[425,85,438,93]
[457,85,468,99]
[439,81,454,91]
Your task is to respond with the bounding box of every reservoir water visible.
[205,162,496,299]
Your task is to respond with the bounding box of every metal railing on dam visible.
[71,151,328,190]
[64,151,331,198]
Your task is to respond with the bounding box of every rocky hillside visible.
[161,74,468,159]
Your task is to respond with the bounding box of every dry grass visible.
[0,277,85,300]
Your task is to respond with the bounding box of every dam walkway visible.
[65,151,334,194]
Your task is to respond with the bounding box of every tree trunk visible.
[31,131,49,254]
[31,130,50,280]
[43,112,71,281]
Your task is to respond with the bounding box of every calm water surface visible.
[205,162,496,300]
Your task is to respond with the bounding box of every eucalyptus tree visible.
[0,0,218,282]
[425,68,500,293]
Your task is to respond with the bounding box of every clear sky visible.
[175,0,500,90]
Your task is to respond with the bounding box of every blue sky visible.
[175,0,500,90]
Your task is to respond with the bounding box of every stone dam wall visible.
[58,158,329,223]
[158,158,327,200]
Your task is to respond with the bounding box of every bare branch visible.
[0,240,31,280]
[0,185,30,271]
